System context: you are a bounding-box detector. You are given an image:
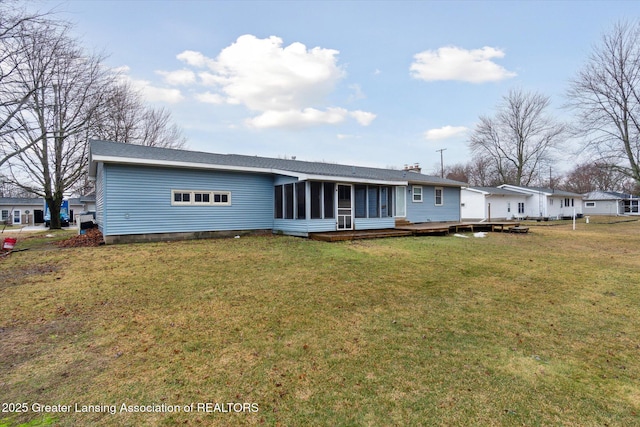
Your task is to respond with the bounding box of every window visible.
[368,186,380,218]
[310,182,322,219]
[435,187,443,206]
[295,182,306,219]
[172,190,231,206]
[381,187,393,217]
[284,184,294,219]
[323,183,335,219]
[1,210,8,221]
[507,202,511,213]
[395,186,406,217]
[412,185,423,202]
[274,186,283,218]
[194,192,210,203]
[355,185,367,218]
[174,192,190,203]
[585,201,596,208]
[13,210,20,224]
[518,202,525,214]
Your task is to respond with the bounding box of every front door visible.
[337,184,353,230]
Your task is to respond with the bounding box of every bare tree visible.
[91,80,186,149]
[0,1,52,167]
[567,20,640,187]
[561,161,635,194]
[7,19,113,228]
[469,88,567,186]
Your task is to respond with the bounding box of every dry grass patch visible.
[1,220,640,426]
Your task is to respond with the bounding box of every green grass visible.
[1,220,640,426]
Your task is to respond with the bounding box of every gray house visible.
[89,140,466,243]
[583,191,639,216]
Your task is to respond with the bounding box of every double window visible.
[172,190,231,206]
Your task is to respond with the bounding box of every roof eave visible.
[89,155,409,186]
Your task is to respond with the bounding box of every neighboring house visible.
[0,198,44,225]
[88,140,467,243]
[583,191,640,216]
[0,197,91,225]
[498,185,583,219]
[461,187,531,221]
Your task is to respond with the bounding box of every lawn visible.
[1,219,639,426]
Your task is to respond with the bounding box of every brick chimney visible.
[403,163,421,173]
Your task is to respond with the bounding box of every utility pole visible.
[436,148,447,178]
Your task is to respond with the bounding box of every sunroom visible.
[273,179,407,236]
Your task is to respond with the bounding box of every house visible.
[88,140,467,244]
[461,187,531,221]
[498,185,583,219]
[0,197,44,225]
[583,191,640,216]
[0,197,91,225]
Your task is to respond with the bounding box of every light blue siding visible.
[96,162,105,234]
[406,185,461,223]
[355,217,395,230]
[273,217,395,235]
[101,164,274,236]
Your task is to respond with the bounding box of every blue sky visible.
[34,0,638,174]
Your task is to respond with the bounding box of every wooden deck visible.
[309,221,521,242]
[309,228,412,242]
[396,221,520,234]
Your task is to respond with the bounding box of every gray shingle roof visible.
[583,191,636,200]
[89,139,467,187]
[0,197,44,206]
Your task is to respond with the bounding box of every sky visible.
[29,0,640,174]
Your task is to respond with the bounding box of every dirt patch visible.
[0,264,60,290]
[0,318,85,370]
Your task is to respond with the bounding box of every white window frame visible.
[171,190,231,206]
[412,185,423,202]
[13,209,21,224]
[585,201,596,208]
[1,210,8,221]
[434,187,443,206]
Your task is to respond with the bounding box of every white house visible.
[0,197,92,225]
[461,187,531,221]
[583,191,639,216]
[498,185,583,219]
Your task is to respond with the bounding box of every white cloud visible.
[157,69,196,86]
[348,84,365,102]
[410,46,517,83]
[245,107,350,129]
[138,83,184,103]
[194,91,225,104]
[337,134,362,140]
[176,50,212,68]
[350,110,376,126]
[424,125,469,140]
[115,67,184,103]
[170,34,375,129]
